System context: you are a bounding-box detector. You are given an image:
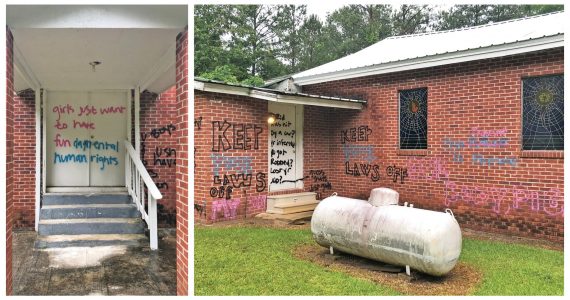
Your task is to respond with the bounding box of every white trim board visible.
[194,81,364,110]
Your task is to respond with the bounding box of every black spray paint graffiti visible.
[194,199,207,218]
[194,203,206,217]
[154,147,176,167]
[211,120,263,152]
[308,170,332,199]
[386,165,408,184]
[194,116,203,130]
[141,123,177,190]
[270,113,302,186]
[210,172,267,199]
[341,126,372,144]
[345,161,381,182]
[150,124,176,139]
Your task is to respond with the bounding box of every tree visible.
[435,5,564,30]
[297,14,328,71]
[274,5,307,73]
[194,5,231,76]
[227,5,284,78]
[323,5,392,59]
[391,5,433,35]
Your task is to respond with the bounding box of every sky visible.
[306,3,454,22]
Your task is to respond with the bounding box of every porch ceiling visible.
[8,5,187,94]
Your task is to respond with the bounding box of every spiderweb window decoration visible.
[399,88,428,149]
[522,75,564,150]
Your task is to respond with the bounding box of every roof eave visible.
[194,80,364,110]
[293,34,564,86]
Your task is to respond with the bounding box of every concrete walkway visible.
[12,229,177,295]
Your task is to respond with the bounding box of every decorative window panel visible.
[522,75,564,150]
[399,87,428,149]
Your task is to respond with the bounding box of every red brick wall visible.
[12,89,36,228]
[175,27,189,296]
[194,91,270,223]
[140,88,177,226]
[6,25,15,296]
[302,48,564,243]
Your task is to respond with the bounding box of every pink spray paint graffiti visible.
[247,195,267,212]
[406,157,449,181]
[444,181,563,217]
[211,198,241,221]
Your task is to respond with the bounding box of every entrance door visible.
[268,102,304,191]
[46,90,128,188]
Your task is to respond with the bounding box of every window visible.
[522,75,564,150]
[399,87,428,149]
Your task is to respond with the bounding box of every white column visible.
[34,88,41,231]
[41,90,47,194]
[134,86,141,154]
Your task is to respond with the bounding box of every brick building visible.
[194,12,564,243]
[5,6,188,295]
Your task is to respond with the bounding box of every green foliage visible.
[198,65,239,84]
[195,4,564,84]
[241,75,265,87]
[391,5,432,35]
[435,5,564,30]
[194,5,231,76]
[199,65,266,87]
[195,226,564,296]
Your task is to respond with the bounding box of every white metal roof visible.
[293,11,564,85]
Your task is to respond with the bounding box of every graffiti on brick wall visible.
[154,147,176,167]
[211,120,263,152]
[308,170,332,198]
[406,157,449,181]
[340,125,380,182]
[443,128,516,166]
[210,172,267,199]
[247,195,267,211]
[385,165,408,184]
[150,124,176,139]
[472,154,517,167]
[51,103,124,171]
[444,181,563,216]
[342,145,376,163]
[341,125,372,144]
[194,199,207,218]
[209,153,266,199]
[211,154,252,176]
[345,161,381,181]
[141,123,177,190]
[211,198,241,221]
[194,116,203,130]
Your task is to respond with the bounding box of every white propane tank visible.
[311,195,462,276]
[368,187,399,206]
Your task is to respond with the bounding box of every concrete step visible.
[256,210,314,221]
[40,204,141,219]
[266,192,317,212]
[35,234,147,249]
[267,201,319,214]
[38,218,145,235]
[42,194,131,205]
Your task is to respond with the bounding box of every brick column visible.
[6,25,15,296]
[175,27,188,296]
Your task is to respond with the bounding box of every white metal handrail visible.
[124,140,162,250]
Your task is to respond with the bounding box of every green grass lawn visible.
[194,226,563,296]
